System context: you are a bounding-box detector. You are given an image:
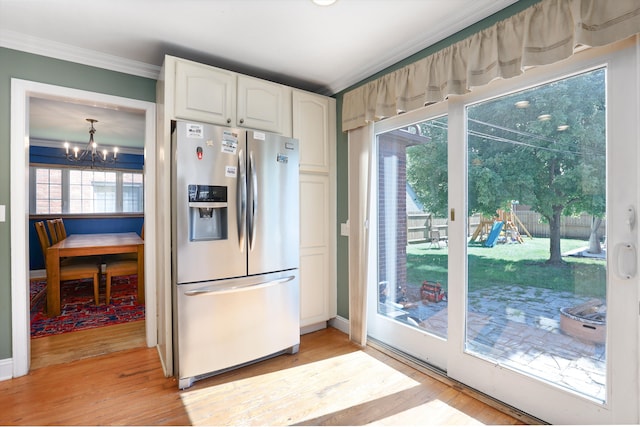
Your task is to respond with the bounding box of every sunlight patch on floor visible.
[374,395,488,426]
[179,350,421,425]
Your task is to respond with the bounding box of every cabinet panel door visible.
[237,75,290,135]
[300,174,330,326]
[175,61,235,126]
[293,91,331,173]
[300,251,328,326]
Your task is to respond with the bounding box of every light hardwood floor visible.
[2,327,534,425]
[30,320,146,369]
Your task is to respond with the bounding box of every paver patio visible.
[396,285,606,401]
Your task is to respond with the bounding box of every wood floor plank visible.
[30,320,146,370]
[0,327,530,426]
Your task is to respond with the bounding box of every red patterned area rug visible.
[30,275,145,338]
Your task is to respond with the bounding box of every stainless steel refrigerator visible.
[171,120,300,389]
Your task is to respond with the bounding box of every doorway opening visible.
[10,79,157,377]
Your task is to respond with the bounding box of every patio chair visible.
[429,230,442,248]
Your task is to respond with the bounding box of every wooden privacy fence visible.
[408,213,448,244]
[407,211,605,243]
[511,210,606,240]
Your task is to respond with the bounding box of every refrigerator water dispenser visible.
[188,184,228,241]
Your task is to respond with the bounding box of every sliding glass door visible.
[367,39,639,423]
[467,65,610,400]
[368,105,450,370]
[448,42,640,423]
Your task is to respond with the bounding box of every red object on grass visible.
[421,281,446,303]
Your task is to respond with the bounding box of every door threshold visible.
[366,337,546,425]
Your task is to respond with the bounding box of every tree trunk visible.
[547,208,564,264]
[587,216,603,254]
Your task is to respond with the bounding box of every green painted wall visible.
[334,0,542,319]
[0,47,156,360]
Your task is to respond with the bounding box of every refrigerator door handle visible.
[248,151,258,251]
[183,275,295,296]
[237,149,247,252]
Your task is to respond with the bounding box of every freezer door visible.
[173,121,247,283]
[247,131,300,275]
[175,270,300,386]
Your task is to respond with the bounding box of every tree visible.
[406,117,449,218]
[467,69,606,263]
[406,69,606,263]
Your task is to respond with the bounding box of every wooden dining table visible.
[46,232,144,317]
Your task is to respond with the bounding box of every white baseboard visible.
[328,316,349,335]
[300,321,327,335]
[30,269,46,280]
[0,358,13,381]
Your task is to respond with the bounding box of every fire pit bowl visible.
[559,299,606,344]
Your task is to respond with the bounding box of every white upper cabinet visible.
[237,75,292,136]
[175,60,236,126]
[292,90,334,173]
[173,58,292,135]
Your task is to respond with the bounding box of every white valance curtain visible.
[342,0,640,132]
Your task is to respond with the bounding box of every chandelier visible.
[63,118,118,167]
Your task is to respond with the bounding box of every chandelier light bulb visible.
[64,142,70,154]
[74,146,79,158]
[113,147,119,159]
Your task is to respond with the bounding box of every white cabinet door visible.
[295,90,336,330]
[299,174,332,327]
[175,60,236,126]
[237,75,291,135]
[293,90,332,173]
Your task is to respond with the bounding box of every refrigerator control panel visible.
[188,185,227,203]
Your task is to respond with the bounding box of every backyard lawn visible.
[406,237,606,299]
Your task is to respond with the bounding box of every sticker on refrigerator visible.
[253,131,266,141]
[225,165,237,178]
[276,153,289,164]
[186,124,204,138]
[222,130,238,154]
[221,140,237,155]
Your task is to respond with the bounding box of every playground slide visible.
[485,221,504,247]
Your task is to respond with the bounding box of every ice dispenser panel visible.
[188,185,228,241]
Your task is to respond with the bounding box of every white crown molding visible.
[0,29,160,80]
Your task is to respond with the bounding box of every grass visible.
[406,237,606,299]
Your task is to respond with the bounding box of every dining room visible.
[27,97,147,368]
